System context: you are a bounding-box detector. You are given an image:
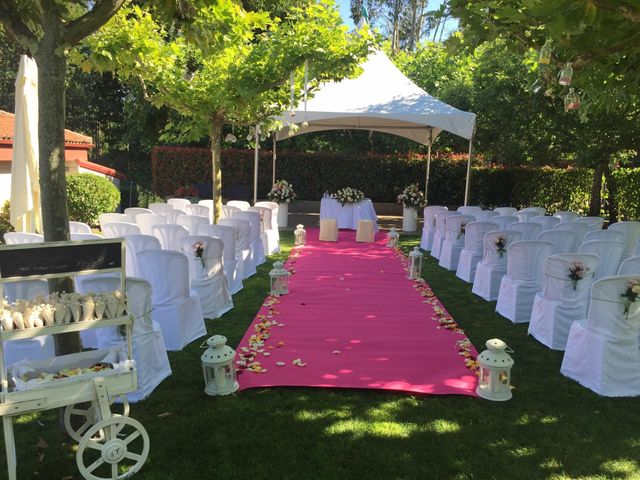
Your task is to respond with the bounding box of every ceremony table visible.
[320,197,379,232]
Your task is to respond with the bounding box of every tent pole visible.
[253,124,260,205]
[272,135,277,185]
[425,128,433,204]
[464,136,473,206]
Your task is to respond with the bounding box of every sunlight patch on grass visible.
[326,419,419,439]
[365,397,420,420]
[15,411,41,424]
[540,458,563,469]
[509,446,537,457]
[601,458,640,476]
[540,415,559,424]
[295,409,351,422]
[425,419,461,434]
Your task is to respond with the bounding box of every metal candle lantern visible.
[386,228,399,248]
[538,40,552,64]
[201,335,239,396]
[476,338,514,401]
[294,224,307,245]
[269,261,290,295]
[564,88,580,111]
[407,246,423,280]
[559,62,573,86]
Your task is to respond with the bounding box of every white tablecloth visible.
[320,197,379,232]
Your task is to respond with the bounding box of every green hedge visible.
[66,173,121,226]
[0,201,14,242]
[613,168,640,221]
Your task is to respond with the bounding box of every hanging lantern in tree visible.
[201,335,239,396]
[476,338,514,401]
[269,261,290,295]
[559,62,573,86]
[538,40,552,65]
[407,246,423,280]
[294,224,307,245]
[564,88,581,111]
[386,227,399,248]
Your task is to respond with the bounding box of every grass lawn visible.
[3,232,640,480]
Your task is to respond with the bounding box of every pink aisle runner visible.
[237,228,479,396]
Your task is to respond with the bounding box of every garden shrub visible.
[613,168,640,220]
[0,201,14,241]
[66,173,121,226]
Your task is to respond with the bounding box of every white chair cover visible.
[514,211,537,223]
[69,221,92,234]
[233,211,266,266]
[439,215,475,271]
[78,276,172,401]
[617,256,640,275]
[137,250,205,351]
[553,211,580,223]
[3,232,44,244]
[536,230,579,255]
[136,213,167,235]
[493,207,517,216]
[70,233,104,241]
[198,200,215,223]
[472,230,523,301]
[219,218,256,278]
[490,215,519,231]
[583,229,624,243]
[431,211,460,260]
[254,201,280,242]
[473,210,499,222]
[227,200,250,211]
[561,275,640,396]
[221,205,241,220]
[151,224,189,252]
[177,215,209,235]
[159,208,185,224]
[529,215,560,231]
[608,221,640,260]
[124,207,152,221]
[522,206,546,216]
[420,205,447,251]
[199,224,243,294]
[635,240,640,257]
[184,204,210,219]
[123,234,161,277]
[456,221,499,282]
[181,235,233,319]
[575,216,605,232]
[495,240,553,323]
[457,206,481,216]
[99,213,131,231]
[249,206,279,254]
[102,222,141,238]
[578,240,625,280]
[528,253,598,350]
[167,198,191,209]
[148,203,174,214]
[507,222,542,240]
[553,221,589,242]
[2,280,55,366]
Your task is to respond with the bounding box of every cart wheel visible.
[77,416,149,480]
[64,396,130,443]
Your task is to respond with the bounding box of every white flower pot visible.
[402,207,417,232]
[277,202,289,228]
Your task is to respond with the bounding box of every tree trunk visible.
[603,162,618,224]
[34,14,80,356]
[211,119,223,223]
[588,162,603,217]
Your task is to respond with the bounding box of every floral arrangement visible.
[397,183,426,209]
[332,187,364,206]
[456,221,468,240]
[173,185,199,199]
[568,261,590,290]
[193,241,206,268]
[267,180,297,203]
[495,235,507,258]
[621,279,640,319]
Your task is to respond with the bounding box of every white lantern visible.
[269,261,290,295]
[294,224,307,245]
[386,227,399,248]
[201,335,238,396]
[407,246,423,280]
[476,338,514,401]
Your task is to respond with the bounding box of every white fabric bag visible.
[472,230,523,301]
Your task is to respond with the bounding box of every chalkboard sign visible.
[0,240,123,279]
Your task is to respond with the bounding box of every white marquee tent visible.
[251,49,477,205]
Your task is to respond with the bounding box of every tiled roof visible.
[0,110,93,146]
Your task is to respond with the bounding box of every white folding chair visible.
[583,229,624,243]
[184,204,210,219]
[493,207,517,216]
[529,215,560,232]
[98,213,130,231]
[536,230,579,255]
[219,218,256,278]
[456,221,499,283]
[181,235,233,319]
[167,198,191,209]
[159,208,185,224]
[199,223,243,294]
[102,222,141,238]
[553,211,580,223]
[69,221,92,234]
[579,240,625,279]
[137,249,206,351]
[226,200,250,211]
[617,256,640,275]
[514,211,538,223]
[151,224,189,252]
[457,206,481,216]
[432,211,460,260]
[420,205,447,251]
[221,205,241,220]
[472,230,523,301]
[529,253,598,350]
[553,221,589,242]
[473,210,500,222]
[148,203,174,214]
[507,221,542,241]
[177,214,209,235]
[522,206,546,216]
[495,240,553,323]
[249,206,279,254]
[575,216,605,232]
[123,234,161,277]
[70,233,104,241]
[198,200,215,223]
[233,210,266,266]
[608,221,640,260]
[490,215,519,231]
[124,207,152,221]
[136,213,167,235]
[561,275,640,396]
[3,232,44,244]
[439,215,475,271]
[254,201,280,242]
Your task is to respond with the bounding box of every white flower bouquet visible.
[332,187,364,206]
[397,183,426,209]
[267,180,297,203]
